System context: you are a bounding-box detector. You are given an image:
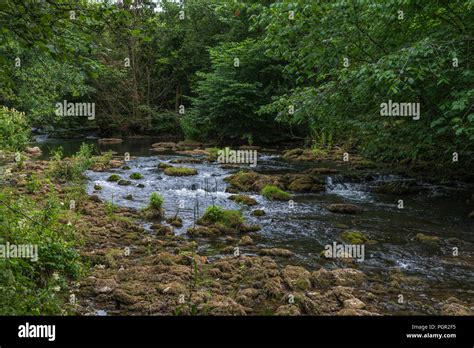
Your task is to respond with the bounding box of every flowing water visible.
[35,137,474,313]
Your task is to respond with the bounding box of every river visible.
[34,136,474,314]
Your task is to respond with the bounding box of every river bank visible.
[1,139,473,315]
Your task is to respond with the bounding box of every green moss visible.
[117,179,131,186]
[93,184,103,191]
[229,194,258,206]
[261,185,291,201]
[164,166,198,176]
[207,147,221,161]
[414,233,440,245]
[107,174,120,182]
[341,230,368,244]
[224,171,260,191]
[198,205,244,229]
[252,209,266,217]
[158,162,173,169]
[129,172,143,180]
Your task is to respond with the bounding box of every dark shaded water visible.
[35,137,474,313]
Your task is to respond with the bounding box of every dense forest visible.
[0,0,473,319]
[2,0,472,162]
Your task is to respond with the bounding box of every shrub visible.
[49,144,95,182]
[26,174,41,194]
[149,192,164,210]
[0,106,30,151]
[0,188,82,315]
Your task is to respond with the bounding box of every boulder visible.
[259,248,294,257]
[414,233,440,245]
[25,146,42,156]
[229,194,258,206]
[328,203,363,214]
[311,268,365,287]
[98,138,123,144]
[239,235,254,246]
[282,265,312,290]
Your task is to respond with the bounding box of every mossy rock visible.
[341,230,368,244]
[197,206,244,229]
[117,179,132,186]
[240,225,261,233]
[107,174,120,182]
[94,184,103,190]
[282,148,304,160]
[152,224,174,236]
[261,185,291,201]
[287,177,325,193]
[143,207,165,220]
[374,181,421,195]
[122,165,131,170]
[166,216,183,228]
[415,233,440,245]
[229,194,258,206]
[224,171,261,191]
[187,226,219,237]
[259,248,294,257]
[239,235,254,246]
[164,166,198,176]
[224,171,277,192]
[252,209,266,217]
[328,203,362,214]
[129,172,143,180]
[170,157,203,164]
[137,183,145,188]
[158,162,173,169]
[334,223,350,229]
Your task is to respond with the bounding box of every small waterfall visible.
[325,176,372,202]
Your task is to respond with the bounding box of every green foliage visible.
[25,174,41,194]
[257,0,474,163]
[261,185,291,201]
[200,205,244,228]
[0,187,82,315]
[184,39,288,143]
[49,144,94,182]
[201,205,224,223]
[148,192,164,210]
[0,106,30,151]
[1,0,472,167]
